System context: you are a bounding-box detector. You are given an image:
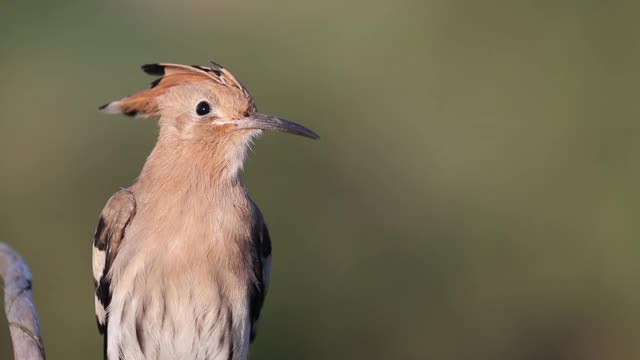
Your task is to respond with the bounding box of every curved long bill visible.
[235,111,320,140]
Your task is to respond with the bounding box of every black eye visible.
[196,101,211,116]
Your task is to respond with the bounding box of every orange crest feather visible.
[99,62,252,118]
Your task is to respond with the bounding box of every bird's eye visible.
[195,101,211,116]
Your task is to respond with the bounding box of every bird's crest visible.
[99,62,253,118]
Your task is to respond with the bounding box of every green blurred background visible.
[0,1,639,359]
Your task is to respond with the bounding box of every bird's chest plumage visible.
[106,192,255,360]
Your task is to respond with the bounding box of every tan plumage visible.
[93,62,317,360]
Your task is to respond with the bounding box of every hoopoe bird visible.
[92,62,318,360]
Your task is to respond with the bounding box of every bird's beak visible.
[235,112,320,140]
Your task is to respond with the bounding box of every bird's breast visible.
[107,192,255,360]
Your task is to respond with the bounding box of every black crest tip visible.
[141,63,164,76]
[150,78,162,88]
[192,64,221,77]
[98,103,109,110]
[209,60,225,69]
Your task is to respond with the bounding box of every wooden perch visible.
[0,243,46,360]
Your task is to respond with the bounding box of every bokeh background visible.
[0,1,639,359]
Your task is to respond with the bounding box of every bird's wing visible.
[249,220,272,342]
[92,189,136,340]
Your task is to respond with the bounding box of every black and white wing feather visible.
[92,189,136,356]
[249,219,272,342]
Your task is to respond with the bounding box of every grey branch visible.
[0,243,46,360]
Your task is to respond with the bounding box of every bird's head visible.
[99,62,319,144]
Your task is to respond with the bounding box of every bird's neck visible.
[134,133,252,199]
[129,133,258,268]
